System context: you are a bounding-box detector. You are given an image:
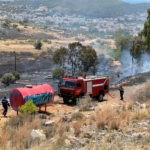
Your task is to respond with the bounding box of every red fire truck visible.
[58,76,109,104]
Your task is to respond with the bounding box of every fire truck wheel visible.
[63,98,69,104]
[98,93,103,102]
[72,98,77,105]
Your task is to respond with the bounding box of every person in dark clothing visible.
[119,86,124,101]
[1,96,10,117]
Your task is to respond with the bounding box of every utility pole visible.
[14,51,16,71]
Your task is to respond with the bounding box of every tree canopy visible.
[114,29,132,50]
[53,42,98,76]
[130,8,150,58]
[53,47,68,67]
[143,8,150,49]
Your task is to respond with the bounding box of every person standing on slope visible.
[1,96,10,117]
[119,86,124,101]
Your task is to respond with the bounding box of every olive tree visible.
[80,45,98,73]
[68,42,83,75]
[52,42,98,76]
[53,47,68,67]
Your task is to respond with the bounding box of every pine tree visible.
[143,8,150,49]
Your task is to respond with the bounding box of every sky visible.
[123,0,150,3]
[1,0,150,3]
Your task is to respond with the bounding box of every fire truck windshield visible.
[60,80,76,88]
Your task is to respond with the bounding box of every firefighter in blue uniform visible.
[1,96,10,117]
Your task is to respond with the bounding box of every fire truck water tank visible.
[9,84,54,111]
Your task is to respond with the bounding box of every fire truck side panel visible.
[86,81,93,94]
[91,78,107,97]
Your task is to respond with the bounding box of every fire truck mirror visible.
[77,82,81,87]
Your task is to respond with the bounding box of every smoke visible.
[119,49,150,77]
[97,49,150,83]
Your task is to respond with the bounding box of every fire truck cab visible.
[58,76,109,104]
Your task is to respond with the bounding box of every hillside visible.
[12,0,150,17]
[0,75,150,150]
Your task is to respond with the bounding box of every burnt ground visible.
[0,51,150,96]
[0,51,56,96]
[0,51,53,76]
[0,49,150,97]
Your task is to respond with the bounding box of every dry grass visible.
[0,129,9,149]
[95,104,131,130]
[57,122,70,136]
[132,82,150,103]
[0,114,41,150]
[95,102,150,131]
[72,121,83,137]
[0,39,52,54]
[0,96,149,150]
[47,123,69,150]
[43,125,57,139]
[95,105,114,130]
[77,96,94,111]
[132,109,150,120]
[86,134,123,150]
[71,112,85,121]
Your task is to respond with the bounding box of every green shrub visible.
[34,40,42,50]
[19,100,38,114]
[52,67,65,79]
[11,71,20,80]
[1,73,16,86]
[1,71,20,86]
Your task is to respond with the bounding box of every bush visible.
[34,40,42,50]
[1,73,16,86]
[1,71,20,86]
[11,71,20,80]
[19,99,38,114]
[52,67,65,79]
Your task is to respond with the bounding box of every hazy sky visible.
[123,0,150,3]
[1,0,150,3]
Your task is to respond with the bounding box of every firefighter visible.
[1,96,10,117]
[119,86,124,101]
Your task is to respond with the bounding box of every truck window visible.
[60,80,75,88]
[65,81,75,87]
